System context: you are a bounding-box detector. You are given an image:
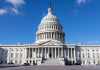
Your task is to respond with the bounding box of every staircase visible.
[40,58,64,66]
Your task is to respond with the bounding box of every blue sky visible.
[0,0,100,44]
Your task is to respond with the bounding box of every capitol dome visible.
[35,4,65,44]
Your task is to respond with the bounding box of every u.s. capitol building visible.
[0,4,100,66]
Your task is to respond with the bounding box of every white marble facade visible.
[0,4,100,65]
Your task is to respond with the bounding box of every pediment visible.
[38,40,63,45]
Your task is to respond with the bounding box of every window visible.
[11,53,13,58]
[88,53,90,58]
[26,60,28,63]
[16,53,18,58]
[93,53,95,58]
[82,53,84,58]
[52,26,53,29]
[97,53,99,58]
[83,61,85,64]
[94,61,95,64]
[54,26,55,29]
[88,61,90,64]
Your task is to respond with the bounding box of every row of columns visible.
[39,24,60,30]
[26,47,76,59]
[36,32,64,42]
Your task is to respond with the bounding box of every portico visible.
[25,43,76,65]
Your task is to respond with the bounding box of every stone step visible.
[40,58,64,66]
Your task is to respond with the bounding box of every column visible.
[70,48,71,58]
[48,48,49,58]
[45,48,46,58]
[26,48,28,58]
[43,33,44,39]
[56,33,58,40]
[60,48,61,57]
[61,48,63,57]
[41,48,43,58]
[51,32,52,39]
[77,51,79,59]
[62,48,63,57]
[38,34,39,40]
[74,48,75,58]
[54,32,55,39]
[65,49,67,58]
[64,48,66,58]
[27,48,29,58]
[32,48,33,58]
[29,48,30,58]
[60,33,61,41]
[31,48,32,58]
[40,33,41,39]
[35,48,36,58]
[71,48,72,58]
[52,48,53,58]
[55,32,57,39]
[25,48,27,59]
[59,33,61,41]
[30,48,31,58]
[68,48,69,59]
[46,33,47,39]
[55,48,56,58]
[44,33,45,39]
[57,33,58,40]
[38,48,39,57]
[42,33,43,39]
[58,33,59,40]
[41,33,42,39]
[46,32,48,39]
[58,48,59,58]
[74,48,76,63]
[45,33,46,39]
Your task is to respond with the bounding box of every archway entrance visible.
[49,53,52,58]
